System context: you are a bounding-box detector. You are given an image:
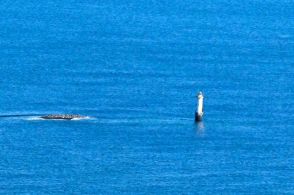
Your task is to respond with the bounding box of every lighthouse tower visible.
[195,92,204,122]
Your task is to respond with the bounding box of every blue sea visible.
[0,0,293,194]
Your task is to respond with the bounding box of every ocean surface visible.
[0,0,293,194]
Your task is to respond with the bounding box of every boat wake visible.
[0,114,41,118]
[26,116,44,121]
[71,116,91,120]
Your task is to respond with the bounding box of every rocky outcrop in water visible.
[40,114,86,120]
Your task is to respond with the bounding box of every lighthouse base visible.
[195,113,203,122]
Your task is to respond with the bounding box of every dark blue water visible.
[0,0,293,194]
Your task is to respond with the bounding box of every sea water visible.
[0,0,293,194]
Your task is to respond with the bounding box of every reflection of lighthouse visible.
[195,92,204,122]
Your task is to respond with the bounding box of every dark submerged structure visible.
[40,114,86,120]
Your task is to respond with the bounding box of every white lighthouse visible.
[195,91,204,122]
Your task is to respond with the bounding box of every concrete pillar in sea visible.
[195,91,204,122]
